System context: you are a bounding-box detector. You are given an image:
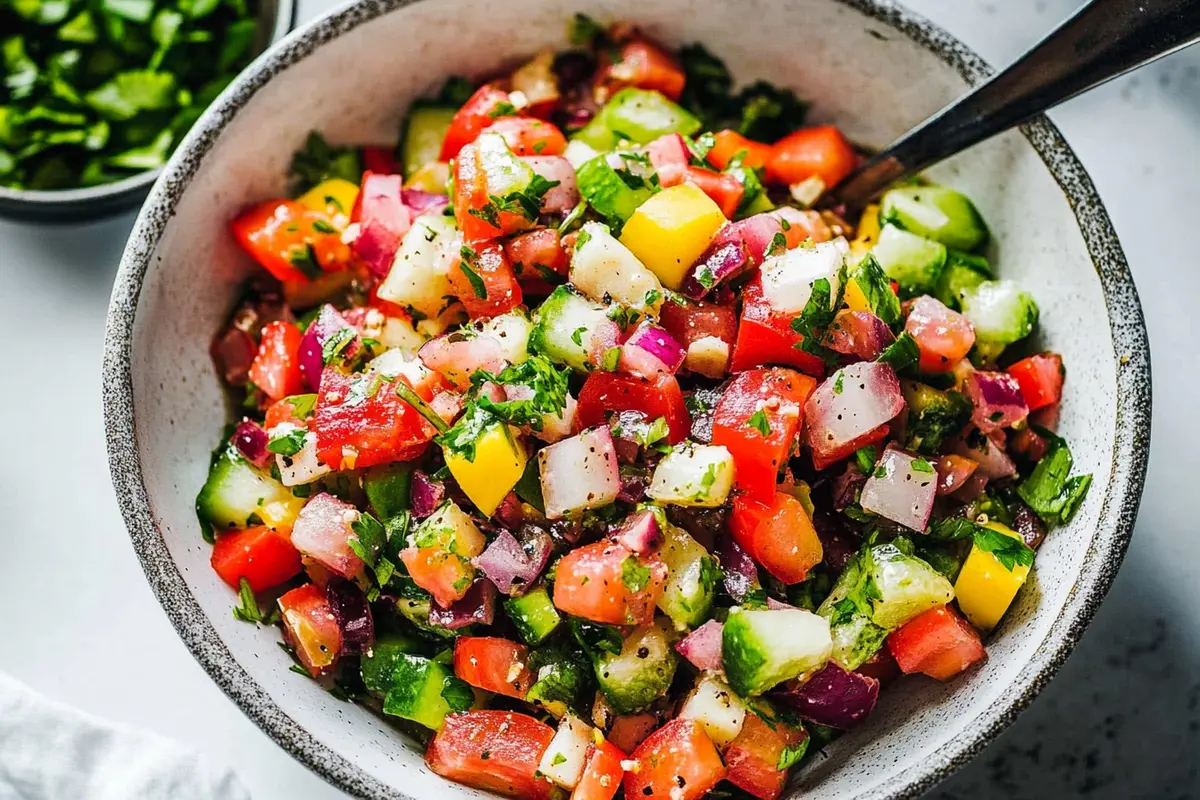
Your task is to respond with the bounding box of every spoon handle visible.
[834,0,1200,208]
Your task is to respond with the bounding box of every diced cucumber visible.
[817,549,889,670]
[655,515,719,630]
[361,634,423,697]
[573,116,621,152]
[504,584,562,645]
[648,444,735,509]
[362,462,413,521]
[901,380,973,455]
[872,223,947,296]
[527,643,594,717]
[594,620,678,714]
[960,279,1039,344]
[563,139,601,169]
[382,653,459,730]
[935,250,992,310]
[196,445,303,533]
[869,543,955,628]
[570,221,664,314]
[375,213,459,320]
[575,155,656,225]
[601,88,702,146]
[721,607,833,697]
[538,715,593,789]
[478,311,533,364]
[677,673,747,747]
[394,584,456,639]
[401,105,456,176]
[528,285,614,372]
[477,132,535,196]
[880,184,989,252]
[970,340,1008,368]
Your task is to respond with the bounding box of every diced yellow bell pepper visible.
[954,521,1031,630]
[619,184,727,290]
[406,161,451,194]
[444,424,528,517]
[258,494,306,531]
[298,177,360,226]
[844,276,872,314]
[849,203,882,256]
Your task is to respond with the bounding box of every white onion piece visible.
[954,429,1017,480]
[685,336,731,379]
[538,427,621,519]
[677,673,746,748]
[537,715,593,789]
[525,156,580,213]
[507,384,578,443]
[805,361,905,460]
[290,493,364,578]
[570,222,665,315]
[647,444,735,508]
[273,427,333,487]
[859,449,938,531]
[759,240,846,314]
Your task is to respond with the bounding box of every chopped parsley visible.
[574,228,593,250]
[789,265,847,366]
[620,555,652,593]
[601,346,621,372]
[848,254,901,325]
[287,243,323,280]
[644,289,662,306]
[677,43,808,140]
[748,409,772,437]
[855,445,878,475]
[457,246,488,299]
[910,457,935,474]
[1017,433,1092,527]
[321,327,357,365]
[876,332,920,373]
[833,371,845,394]
[440,675,476,712]
[570,326,588,346]
[568,12,607,47]
[311,218,337,234]
[232,578,279,625]
[972,527,1036,571]
[777,738,809,771]
[765,231,788,258]
[266,428,307,457]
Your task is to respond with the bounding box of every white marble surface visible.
[0,1,1195,798]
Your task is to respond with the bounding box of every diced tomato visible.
[576,372,690,445]
[724,712,808,800]
[772,207,834,247]
[453,142,534,243]
[593,38,686,102]
[707,129,773,170]
[505,227,569,296]
[1007,353,1063,412]
[451,242,523,319]
[278,583,342,676]
[712,368,816,502]
[401,546,478,609]
[248,321,305,402]
[856,647,902,685]
[905,295,976,373]
[453,637,533,700]
[623,719,726,800]
[685,166,744,219]
[766,126,858,188]
[572,739,626,800]
[231,199,351,283]
[647,133,691,188]
[730,274,826,376]
[809,423,889,471]
[362,145,399,175]
[210,526,302,592]
[887,605,986,680]
[729,492,823,584]
[426,710,556,799]
[658,296,738,355]
[483,117,568,157]
[553,542,666,626]
[439,84,516,161]
[607,713,659,754]
[264,397,307,430]
[311,367,439,470]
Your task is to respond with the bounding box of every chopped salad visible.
[199,16,1092,800]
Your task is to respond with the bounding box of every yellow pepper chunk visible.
[844,276,872,314]
[298,178,360,226]
[444,425,528,517]
[619,184,727,290]
[954,521,1032,630]
[406,161,451,194]
[849,203,882,256]
[257,493,306,531]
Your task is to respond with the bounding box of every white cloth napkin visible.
[0,673,250,800]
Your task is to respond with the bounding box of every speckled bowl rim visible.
[101,0,1152,797]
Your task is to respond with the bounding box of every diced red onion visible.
[494,491,524,530]
[674,619,723,671]
[430,391,465,426]
[290,493,365,578]
[298,305,358,392]
[681,214,784,299]
[859,449,937,531]
[647,133,690,188]
[826,310,896,361]
[610,410,648,464]
[612,509,663,555]
[773,661,880,729]
[1012,501,1048,549]
[620,321,686,377]
[326,577,375,656]
[766,597,798,611]
[410,470,445,519]
[538,426,621,519]
[831,463,866,511]
[952,471,990,502]
[419,334,509,390]
[618,467,651,503]
[428,580,496,629]
[954,429,1016,480]
[232,420,270,467]
[401,187,449,216]
[936,454,979,496]
[717,535,758,603]
[525,156,580,213]
[586,319,623,369]
[212,327,258,386]
[805,362,905,462]
[965,370,1029,433]
[474,528,552,595]
[353,173,411,278]
[681,241,749,300]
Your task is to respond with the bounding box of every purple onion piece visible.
[965,370,1029,433]
[474,528,551,596]
[410,470,445,519]
[675,619,723,671]
[625,321,686,373]
[681,241,748,300]
[772,661,880,730]
[826,311,896,360]
[955,430,1016,480]
[401,187,450,216]
[766,597,798,611]
[232,419,270,466]
[326,577,375,656]
[717,535,759,603]
[428,580,496,629]
[613,509,663,555]
[617,467,650,504]
[830,463,866,511]
[298,304,358,392]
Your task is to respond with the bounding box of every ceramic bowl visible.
[0,0,296,225]
[102,0,1152,797]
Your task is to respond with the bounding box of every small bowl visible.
[0,0,296,225]
[103,0,1152,797]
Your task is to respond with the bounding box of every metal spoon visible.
[832,0,1200,209]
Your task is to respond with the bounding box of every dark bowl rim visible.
[101,0,1152,798]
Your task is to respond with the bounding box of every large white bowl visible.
[103,0,1151,797]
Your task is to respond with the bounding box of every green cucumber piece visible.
[935,250,992,310]
[477,132,535,196]
[394,585,457,640]
[868,544,955,629]
[361,635,423,697]
[960,279,1039,345]
[880,184,989,252]
[195,446,300,533]
[363,463,413,521]
[594,621,677,714]
[575,155,655,225]
[382,654,458,730]
[504,585,562,645]
[656,518,718,630]
[816,549,888,670]
[528,285,613,372]
[526,643,593,717]
[901,380,972,455]
[871,223,947,297]
[828,613,888,672]
[573,88,702,150]
[721,607,833,697]
[401,105,456,175]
